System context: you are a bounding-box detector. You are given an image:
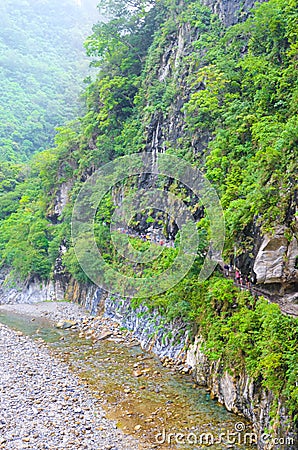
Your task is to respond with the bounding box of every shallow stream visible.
[0,310,256,449]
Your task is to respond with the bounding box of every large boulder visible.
[253,227,298,290]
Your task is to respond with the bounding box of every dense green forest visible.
[0,0,297,426]
[0,0,99,163]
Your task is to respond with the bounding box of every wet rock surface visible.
[0,323,147,450]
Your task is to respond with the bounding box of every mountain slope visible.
[0,0,297,444]
[0,0,99,162]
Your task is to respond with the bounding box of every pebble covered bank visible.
[0,322,148,450]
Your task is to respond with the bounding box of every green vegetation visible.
[144,275,298,423]
[0,0,297,426]
[183,0,298,256]
[2,0,297,284]
[0,0,98,162]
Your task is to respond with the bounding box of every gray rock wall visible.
[187,337,297,450]
[104,296,189,361]
[0,270,65,305]
[202,0,266,26]
[103,295,297,450]
[253,226,298,294]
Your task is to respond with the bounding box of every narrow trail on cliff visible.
[220,268,298,318]
[115,226,298,318]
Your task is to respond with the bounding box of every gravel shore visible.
[0,301,90,324]
[0,323,148,450]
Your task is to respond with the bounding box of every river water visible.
[0,310,256,449]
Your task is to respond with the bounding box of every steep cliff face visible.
[202,0,265,26]
[139,0,298,299]
[144,0,267,151]
[0,270,65,304]
[1,0,297,448]
[187,337,297,450]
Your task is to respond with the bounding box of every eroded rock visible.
[253,227,298,291]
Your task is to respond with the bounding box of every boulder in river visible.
[55,319,77,329]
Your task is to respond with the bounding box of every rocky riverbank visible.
[0,301,90,324]
[0,301,188,373]
[0,323,148,450]
[1,299,297,450]
[103,296,298,450]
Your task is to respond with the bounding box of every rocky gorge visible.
[0,274,297,449]
[0,0,297,448]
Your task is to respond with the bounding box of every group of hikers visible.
[223,264,256,289]
[116,227,258,290]
[116,227,175,247]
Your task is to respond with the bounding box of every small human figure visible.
[235,269,241,284]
